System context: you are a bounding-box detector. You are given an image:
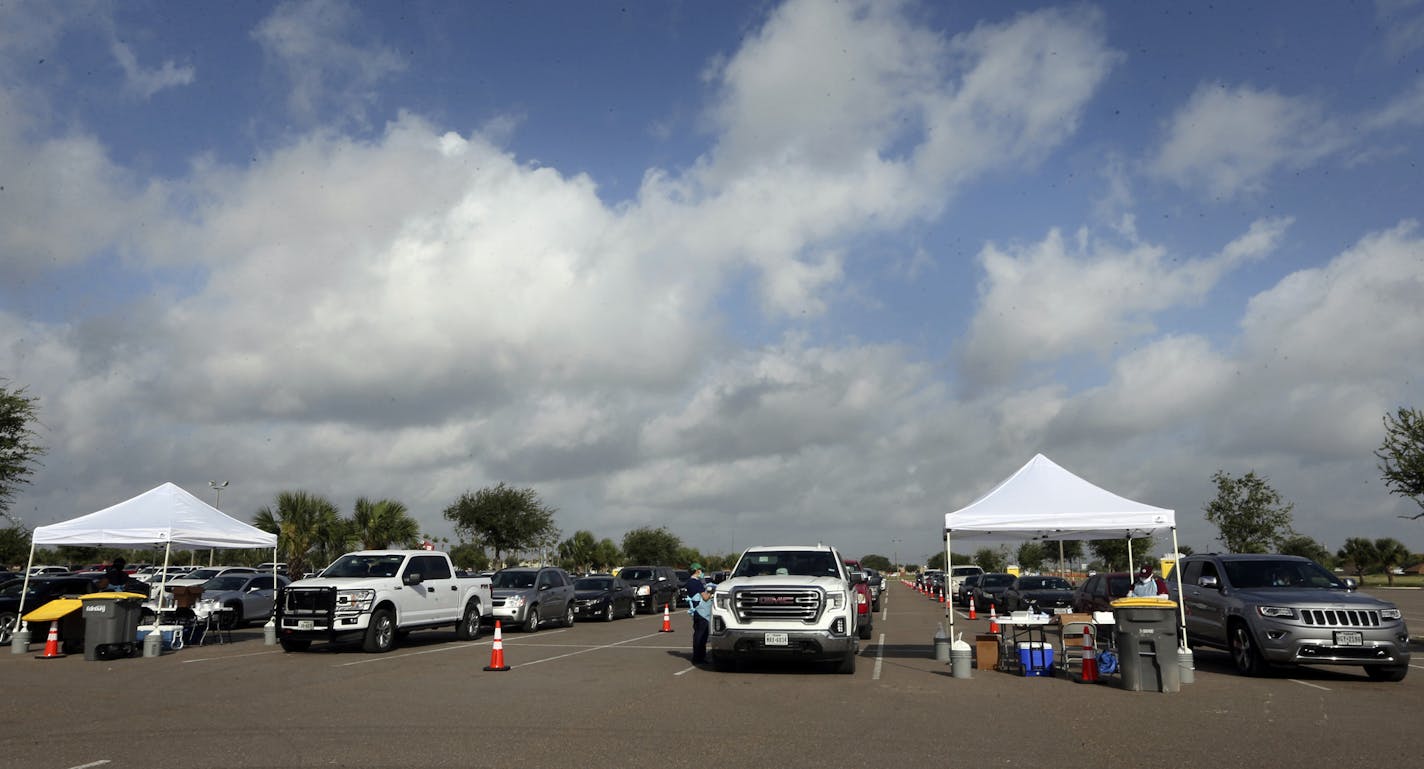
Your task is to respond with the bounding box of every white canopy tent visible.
[941,454,1183,644]
[16,482,278,634]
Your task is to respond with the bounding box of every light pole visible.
[891,538,902,576]
[208,481,228,566]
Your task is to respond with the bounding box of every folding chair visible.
[1055,614,1094,673]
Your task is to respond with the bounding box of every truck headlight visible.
[1381,608,1402,620]
[505,595,525,609]
[337,589,375,612]
[714,593,729,610]
[1257,606,1297,619]
[827,591,846,610]
[635,585,650,596]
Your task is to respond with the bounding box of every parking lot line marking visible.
[337,640,489,666]
[514,631,665,669]
[1409,663,1424,670]
[64,761,110,769]
[181,649,285,664]
[872,632,885,680]
[674,665,697,676]
[1288,679,1330,691]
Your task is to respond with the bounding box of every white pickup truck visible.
[275,550,492,653]
[708,544,862,674]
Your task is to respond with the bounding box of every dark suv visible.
[618,566,680,614]
[1171,553,1410,681]
[1072,572,1131,613]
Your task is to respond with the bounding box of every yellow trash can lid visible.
[23,598,84,622]
[1110,597,1177,609]
[78,591,148,601]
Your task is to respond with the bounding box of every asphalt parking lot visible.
[3,581,1422,769]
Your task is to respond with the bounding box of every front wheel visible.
[522,605,540,633]
[835,652,856,674]
[561,603,575,628]
[1365,664,1408,682]
[1229,620,1266,676]
[858,620,873,640]
[280,638,312,653]
[602,602,615,622]
[626,599,637,619]
[456,601,482,641]
[363,608,396,653]
[0,612,16,645]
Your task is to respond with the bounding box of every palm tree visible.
[1337,537,1379,585]
[352,497,420,550]
[253,491,343,580]
[1374,538,1411,587]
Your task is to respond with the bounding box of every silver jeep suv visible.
[1172,553,1410,681]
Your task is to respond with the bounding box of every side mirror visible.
[403,572,424,586]
[1197,575,1219,590]
[1343,577,1357,590]
[849,571,865,584]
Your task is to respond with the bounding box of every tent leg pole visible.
[1172,527,1187,648]
[16,540,37,633]
[944,530,953,638]
[1127,535,1134,574]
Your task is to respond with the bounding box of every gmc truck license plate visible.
[1334,630,1363,646]
[764,633,789,646]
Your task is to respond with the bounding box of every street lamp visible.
[891,538,902,576]
[208,481,228,566]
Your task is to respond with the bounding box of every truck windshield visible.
[1223,560,1343,589]
[732,552,841,578]
[322,555,405,578]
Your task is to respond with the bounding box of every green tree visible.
[449,541,490,572]
[1374,537,1411,586]
[0,382,45,517]
[1203,470,1295,553]
[442,483,559,567]
[973,547,1006,573]
[1015,542,1046,571]
[926,551,946,570]
[1377,407,1424,519]
[621,526,682,565]
[351,497,420,550]
[1278,535,1331,567]
[591,538,623,571]
[0,515,30,566]
[1089,537,1156,572]
[253,491,343,580]
[860,554,892,571]
[1337,537,1379,584]
[558,530,599,573]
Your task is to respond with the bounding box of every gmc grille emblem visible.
[757,596,796,604]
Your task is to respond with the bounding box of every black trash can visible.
[80,593,144,661]
[1111,598,1180,693]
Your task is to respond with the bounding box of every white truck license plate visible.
[764,633,789,646]
[1334,630,1363,646]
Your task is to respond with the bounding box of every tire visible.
[871,598,880,612]
[561,603,575,628]
[522,605,540,633]
[280,638,312,653]
[835,652,856,674]
[626,599,637,619]
[363,607,396,653]
[602,602,615,622]
[1365,664,1408,682]
[0,611,16,646]
[1229,620,1267,676]
[455,600,482,641]
[219,603,243,630]
[858,619,873,640]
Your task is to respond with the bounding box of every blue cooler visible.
[1017,642,1054,676]
[136,624,185,651]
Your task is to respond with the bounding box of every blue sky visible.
[3,0,1423,564]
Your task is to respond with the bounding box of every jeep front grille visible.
[1299,608,1380,627]
[733,587,823,623]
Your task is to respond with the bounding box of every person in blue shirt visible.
[688,581,714,664]
[684,563,705,602]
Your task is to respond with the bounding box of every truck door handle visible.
[450,585,457,591]
[427,587,435,593]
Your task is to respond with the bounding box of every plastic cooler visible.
[136,624,185,651]
[1017,641,1054,676]
[1110,597,1180,693]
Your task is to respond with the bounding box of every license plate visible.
[298,620,313,630]
[1053,607,1070,614]
[1334,630,1363,646]
[764,633,789,646]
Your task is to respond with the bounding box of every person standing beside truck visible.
[689,581,714,665]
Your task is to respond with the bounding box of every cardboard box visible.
[974,633,1001,670]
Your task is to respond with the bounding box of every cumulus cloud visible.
[960,218,1290,388]
[1150,83,1345,199]
[110,39,194,98]
[252,0,407,127]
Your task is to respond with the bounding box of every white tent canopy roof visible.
[32,482,277,549]
[943,454,1175,541]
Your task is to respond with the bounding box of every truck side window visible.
[1199,561,1219,586]
[419,556,451,580]
[1180,561,1202,586]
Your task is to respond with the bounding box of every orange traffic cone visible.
[483,620,510,671]
[938,588,946,604]
[1080,625,1098,683]
[659,603,674,633]
[35,620,65,660]
[988,604,999,634]
[968,596,977,620]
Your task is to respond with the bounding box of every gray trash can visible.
[80,594,143,661]
[1112,599,1180,693]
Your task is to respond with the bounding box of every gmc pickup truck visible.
[708,544,862,674]
[275,550,492,653]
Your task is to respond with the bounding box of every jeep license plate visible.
[1334,630,1363,646]
[764,633,789,646]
